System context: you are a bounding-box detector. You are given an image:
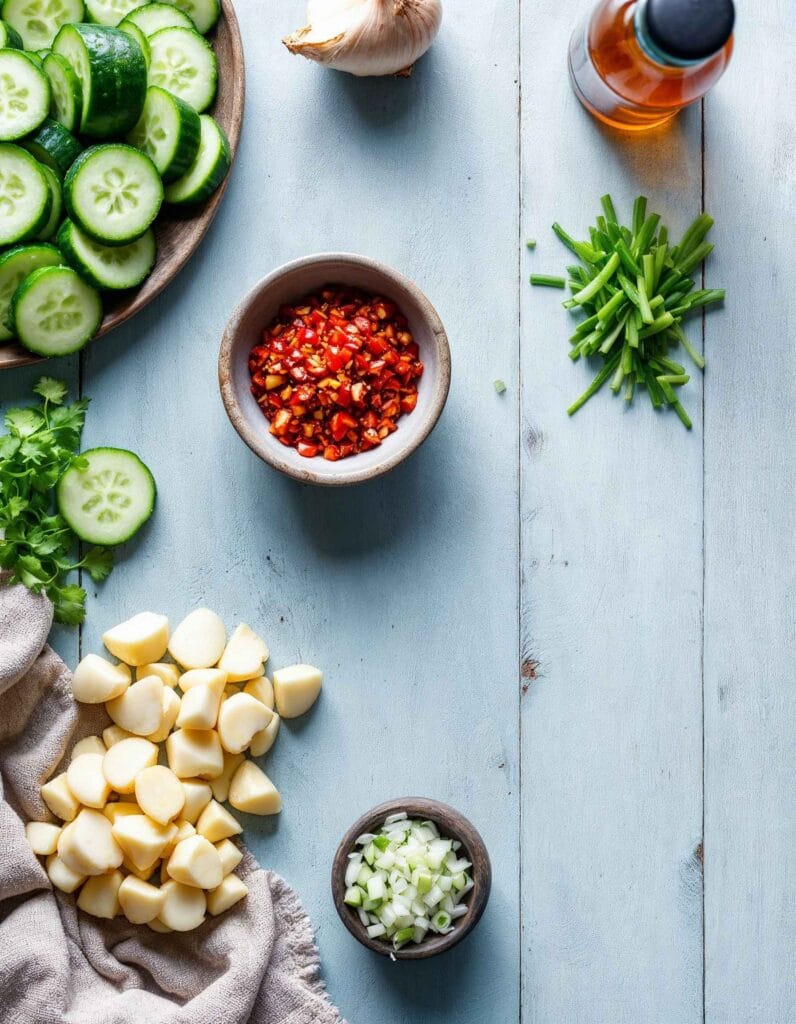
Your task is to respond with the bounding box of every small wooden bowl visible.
[0,0,245,370]
[219,254,451,486]
[331,797,491,960]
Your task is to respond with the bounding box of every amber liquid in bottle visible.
[569,0,733,130]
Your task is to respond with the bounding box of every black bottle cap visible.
[645,0,735,61]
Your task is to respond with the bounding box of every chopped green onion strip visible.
[572,252,621,304]
[531,274,567,288]
[347,815,474,949]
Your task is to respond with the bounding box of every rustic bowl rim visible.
[331,796,492,960]
[218,253,451,487]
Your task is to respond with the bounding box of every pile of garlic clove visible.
[24,608,323,932]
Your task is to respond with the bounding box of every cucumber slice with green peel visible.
[57,218,155,289]
[119,20,150,66]
[122,2,193,36]
[21,117,81,176]
[35,163,62,239]
[0,144,52,243]
[165,0,219,35]
[147,26,216,112]
[52,23,147,137]
[44,52,83,132]
[0,241,63,339]
[0,50,51,140]
[126,85,199,182]
[85,0,148,26]
[2,0,85,49]
[64,143,162,244]
[164,113,228,205]
[56,447,156,546]
[10,264,101,355]
[0,20,23,48]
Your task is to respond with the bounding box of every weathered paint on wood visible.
[0,1,793,1021]
[703,1,796,1020]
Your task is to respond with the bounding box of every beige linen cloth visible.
[0,576,344,1024]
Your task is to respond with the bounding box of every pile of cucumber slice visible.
[0,0,231,356]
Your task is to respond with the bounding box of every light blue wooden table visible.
[2,1,794,1020]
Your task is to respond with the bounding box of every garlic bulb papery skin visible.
[284,0,443,78]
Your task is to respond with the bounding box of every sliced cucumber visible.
[0,50,50,140]
[164,113,228,205]
[56,446,156,546]
[10,264,101,355]
[166,0,219,35]
[86,0,148,26]
[147,26,216,112]
[21,117,81,176]
[2,0,85,49]
[122,2,193,36]
[0,144,52,244]
[57,218,156,289]
[0,19,23,48]
[64,143,162,245]
[35,163,62,239]
[52,23,147,137]
[127,84,200,182]
[0,242,63,340]
[119,20,150,67]
[44,52,83,132]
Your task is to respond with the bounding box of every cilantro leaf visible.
[52,583,87,625]
[33,377,67,406]
[5,407,44,437]
[81,547,114,583]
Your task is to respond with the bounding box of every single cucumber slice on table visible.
[57,219,156,289]
[0,242,63,340]
[0,50,50,140]
[0,144,52,244]
[118,20,150,66]
[10,264,102,355]
[52,22,147,137]
[0,20,23,48]
[85,0,149,25]
[2,0,85,49]
[164,113,228,205]
[57,447,156,545]
[35,164,63,239]
[21,117,81,176]
[147,26,216,112]
[166,0,219,35]
[64,143,163,244]
[127,85,200,182]
[121,1,192,36]
[44,51,83,131]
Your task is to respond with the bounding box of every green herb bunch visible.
[534,194,725,428]
[0,378,112,623]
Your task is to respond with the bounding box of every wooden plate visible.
[0,0,245,371]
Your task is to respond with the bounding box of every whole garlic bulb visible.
[284,0,443,78]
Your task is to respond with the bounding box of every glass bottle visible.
[569,0,735,131]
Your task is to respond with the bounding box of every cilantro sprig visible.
[0,378,113,624]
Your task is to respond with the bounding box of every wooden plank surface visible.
[519,4,705,1021]
[0,1,794,1022]
[703,2,796,1020]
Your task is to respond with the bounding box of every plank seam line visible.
[516,0,523,1017]
[700,94,707,1024]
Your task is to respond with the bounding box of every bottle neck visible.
[633,0,707,67]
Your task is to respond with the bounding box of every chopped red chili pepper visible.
[249,286,424,461]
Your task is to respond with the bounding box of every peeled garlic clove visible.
[228,760,281,816]
[41,772,80,822]
[243,676,274,710]
[70,735,106,760]
[67,753,112,808]
[166,729,224,780]
[71,654,131,703]
[209,751,245,803]
[177,680,223,731]
[179,668,226,692]
[102,737,159,794]
[217,693,271,754]
[159,880,206,931]
[135,765,186,825]
[112,815,175,872]
[58,808,123,876]
[272,664,322,718]
[147,687,181,743]
[46,853,85,893]
[119,875,165,924]
[104,802,142,824]
[166,834,223,889]
[103,724,133,748]
[215,838,243,875]
[168,608,226,669]
[106,676,164,736]
[249,712,280,757]
[180,779,213,824]
[137,662,180,688]
[196,799,242,843]
[283,0,443,78]
[102,612,169,666]
[217,624,269,682]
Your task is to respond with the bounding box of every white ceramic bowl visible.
[219,254,451,486]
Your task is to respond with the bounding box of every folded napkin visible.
[0,576,344,1024]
